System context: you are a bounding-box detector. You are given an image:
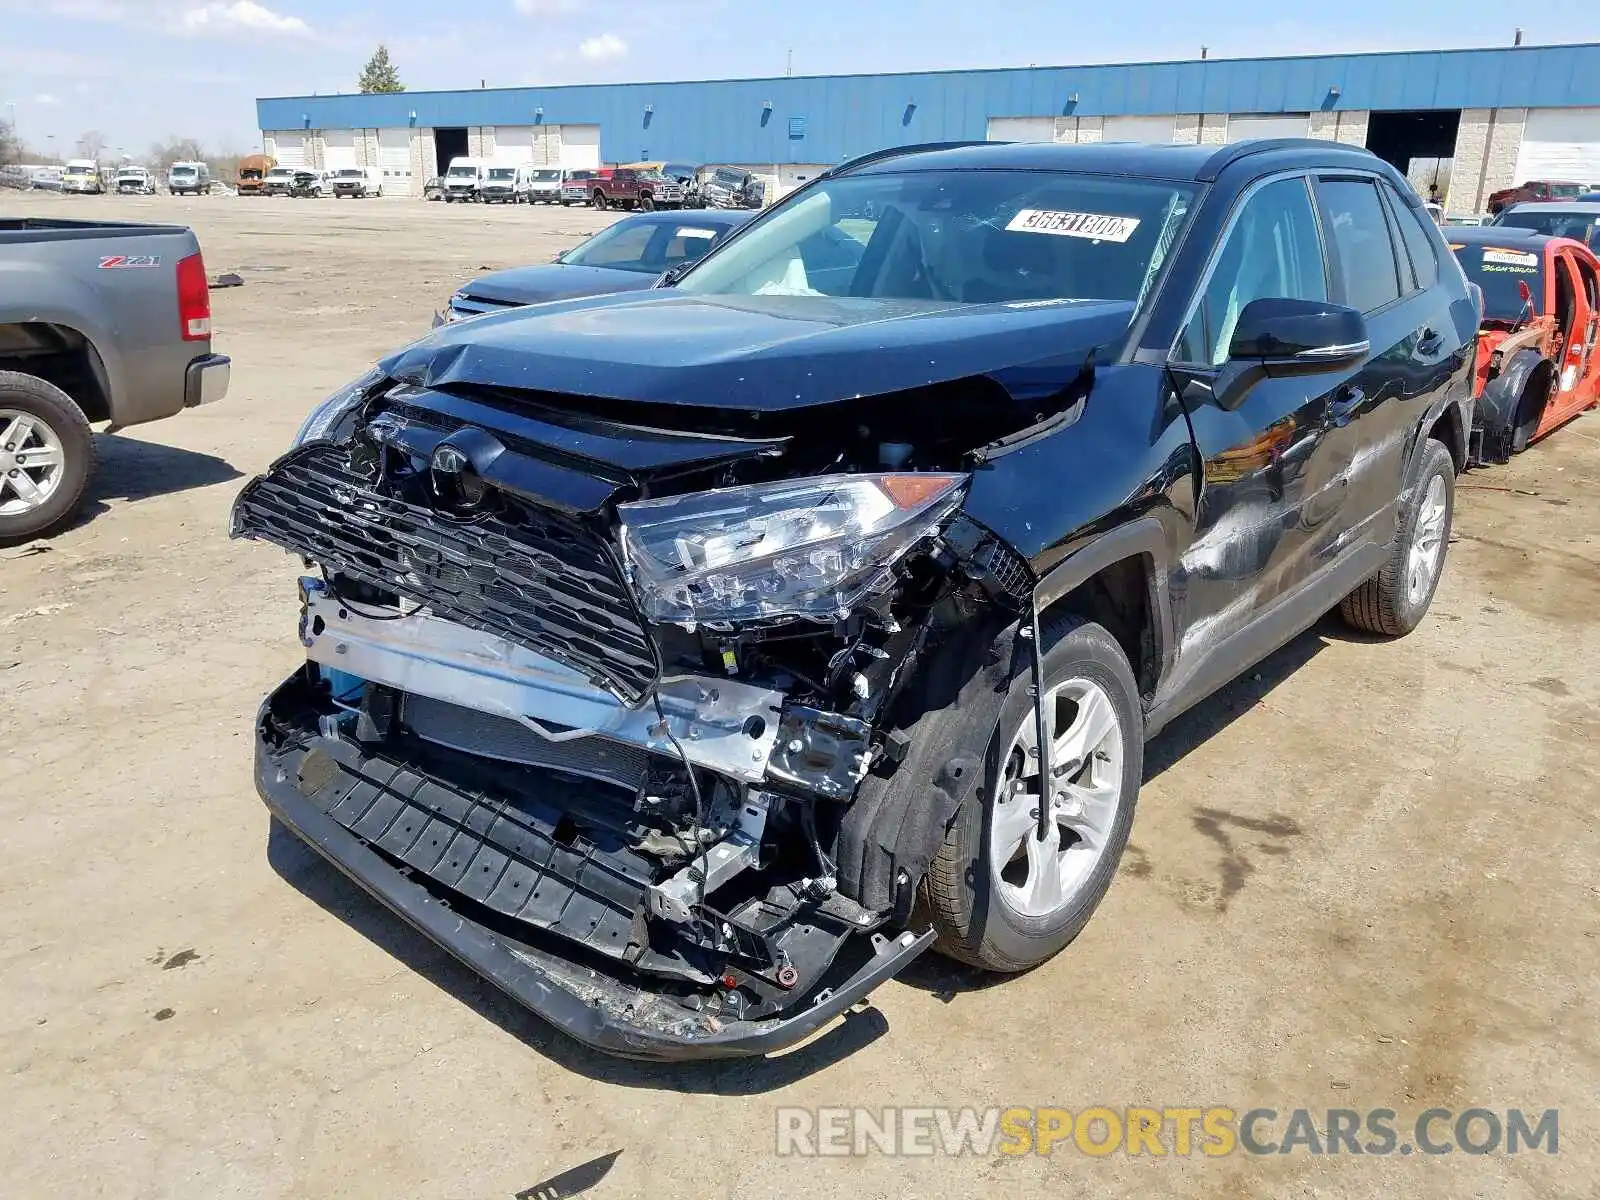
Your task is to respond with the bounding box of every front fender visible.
[1475,347,1547,464]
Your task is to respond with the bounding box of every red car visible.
[1449,227,1600,461]
[1485,179,1586,215]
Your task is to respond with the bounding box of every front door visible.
[1552,249,1600,426]
[1167,174,1357,687]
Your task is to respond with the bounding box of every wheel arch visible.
[1034,516,1174,705]
[1476,348,1551,462]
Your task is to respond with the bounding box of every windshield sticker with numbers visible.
[1005,209,1141,242]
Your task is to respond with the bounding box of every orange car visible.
[1449,227,1600,462]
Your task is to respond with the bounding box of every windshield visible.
[564,219,725,274]
[1549,183,1585,199]
[1493,208,1600,250]
[336,169,362,178]
[268,168,293,177]
[1451,243,1545,322]
[530,169,560,181]
[488,168,516,180]
[676,169,1195,305]
[171,167,197,177]
[447,166,478,178]
[566,171,592,183]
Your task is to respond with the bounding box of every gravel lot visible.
[1,190,1596,1200]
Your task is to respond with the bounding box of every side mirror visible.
[1213,297,1370,410]
[552,249,572,262]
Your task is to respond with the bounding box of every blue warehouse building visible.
[257,41,1600,213]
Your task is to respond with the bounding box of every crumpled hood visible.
[462,263,659,306]
[383,291,1136,412]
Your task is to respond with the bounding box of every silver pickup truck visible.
[0,217,229,543]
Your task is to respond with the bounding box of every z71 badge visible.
[98,255,161,269]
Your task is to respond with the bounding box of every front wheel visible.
[592,193,607,210]
[1339,438,1455,636]
[0,372,95,546]
[925,616,1143,972]
[638,194,655,212]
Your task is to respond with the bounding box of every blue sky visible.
[2,0,1597,157]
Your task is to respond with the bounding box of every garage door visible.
[272,131,306,169]
[987,116,1055,142]
[323,130,358,171]
[1226,113,1311,142]
[1515,108,1600,184]
[559,124,600,170]
[1103,115,1176,143]
[378,129,411,187]
[492,127,535,165]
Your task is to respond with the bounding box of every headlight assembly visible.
[291,366,385,447]
[618,473,967,627]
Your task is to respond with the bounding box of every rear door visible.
[1312,177,1464,553]
[1552,247,1599,422]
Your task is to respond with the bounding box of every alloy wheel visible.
[1407,474,1448,605]
[0,409,66,516]
[990,677,1126,919]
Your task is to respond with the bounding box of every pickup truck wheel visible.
[0,372,94,546]
[638,195,655,212]
[592,193,607,210]
[1339,438,1455,637]
[925,616,1142,972]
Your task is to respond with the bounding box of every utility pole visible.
[786,48,793,77]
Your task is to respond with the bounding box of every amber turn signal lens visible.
[878,474,961,510]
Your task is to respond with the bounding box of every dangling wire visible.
[651,688,711,907]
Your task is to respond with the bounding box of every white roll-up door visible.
[1225,113,1311,142]
[559,124,600,169]
[323,130,358,170]
[272,132,306,169]
[378,129,411,187]
[1515,108,1600,184]
[1102,115,1177,143]
[987,116,1055,142]
[492,127,535,164]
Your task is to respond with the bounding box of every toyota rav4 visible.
[235,139,1477,1060]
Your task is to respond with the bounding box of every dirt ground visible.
[1,189,1596,1200]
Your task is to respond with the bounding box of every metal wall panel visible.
[260,44,1600,168]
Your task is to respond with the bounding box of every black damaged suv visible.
[235,139,1477,1059]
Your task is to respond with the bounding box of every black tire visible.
[0,371,95,546]
[925,616,1143,972]
[638,194,655,212]
[1510,367,1555,454]
[592,192,607,210]
[1339,438,1455,637]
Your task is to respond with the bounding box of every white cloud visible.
[578,32,626,61]
[34,92,61,106]
[514,0,582,13]
[178,1,310,38]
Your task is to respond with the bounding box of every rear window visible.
[1450,244,1544,321]
[1550,183,1585,199]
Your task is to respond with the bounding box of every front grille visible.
[231,442,659,702]
[449,292,520,320]
[403,692,651,790]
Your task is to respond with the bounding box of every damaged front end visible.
[235,363,1045,1059]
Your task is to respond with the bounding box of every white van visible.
[523,166,563,204]
[443,157,488,203]
[331,166,383,198]
[479,164,524,204]
[167,161,211,195]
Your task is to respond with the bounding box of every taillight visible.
[176,251,211,341]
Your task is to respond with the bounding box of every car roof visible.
[1447,227,1553,247]
[838,138,1384,183]
[1500,200,1600,214]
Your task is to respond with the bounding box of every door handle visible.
[1417,327,1444,356]
[1328,386,1365,427]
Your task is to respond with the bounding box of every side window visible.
[1384,183,1440,292]
[1174,176,1328,366]
[1319,178,1403,314]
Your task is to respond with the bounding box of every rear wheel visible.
[0,372,95,546]
[1339,438,1455,636]
[926,616,1143,972]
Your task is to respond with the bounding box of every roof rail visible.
[822,141,995,179]
[1197,137,1378,180]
